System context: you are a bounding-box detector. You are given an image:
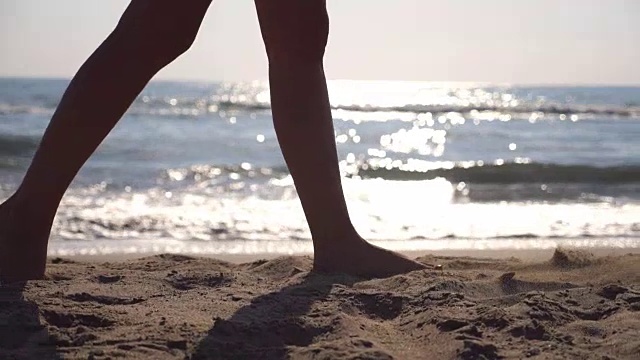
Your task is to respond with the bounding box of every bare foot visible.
[313,235,428,278]
[0,196,51,283]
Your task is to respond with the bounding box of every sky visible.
[1,0,639,85]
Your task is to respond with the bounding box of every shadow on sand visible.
[0,283,59,359]
[192,272,356,360]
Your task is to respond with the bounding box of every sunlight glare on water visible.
[2,79,640,256]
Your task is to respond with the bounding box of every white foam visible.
[48,178,640,255]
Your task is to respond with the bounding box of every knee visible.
[117,19,198,64]
[256,0,329,65]
[113,1,209,65]
[147,26,198,62]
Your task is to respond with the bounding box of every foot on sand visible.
[313,236,427,278]
[0,196,51,283]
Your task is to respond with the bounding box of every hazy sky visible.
[1,0,639,84]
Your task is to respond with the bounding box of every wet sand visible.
[2,248,639,359]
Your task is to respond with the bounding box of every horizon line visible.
[1,75,639,88]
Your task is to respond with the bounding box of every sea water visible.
[1,78,639,256]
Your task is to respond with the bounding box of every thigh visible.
[118,0,213,34]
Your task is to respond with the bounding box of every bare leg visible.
[255,0,426,277]
[0,0,213,282]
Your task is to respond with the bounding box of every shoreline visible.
[54,246,640,264]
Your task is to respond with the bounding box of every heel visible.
[0,196,16,286]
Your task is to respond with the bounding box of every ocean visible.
[1,78,639,256]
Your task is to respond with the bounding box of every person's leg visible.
[0,0,213,282]
[254,0,426,277]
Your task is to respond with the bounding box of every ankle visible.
[312,225,363,251]
[2,192,57,228]
[10,189,59,217]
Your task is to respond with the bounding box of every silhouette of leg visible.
[255,0,426,278]
[0,0,213,282]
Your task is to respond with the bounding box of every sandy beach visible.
[1,248,639,359]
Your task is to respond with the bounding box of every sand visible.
[1,248,639,359]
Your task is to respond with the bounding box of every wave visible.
[0,133,39,156]
[2,99,638,119]
[354,162,640,184]
[0,103,54,115]
[160,164,289,183]
[153,162,640,207]
[217,100,640,119]
[159,162,640,185]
